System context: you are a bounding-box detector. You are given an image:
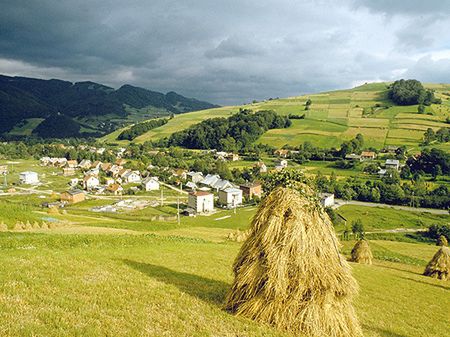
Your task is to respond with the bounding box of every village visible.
[0,141,414,222]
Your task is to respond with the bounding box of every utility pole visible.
[177,196,180,225]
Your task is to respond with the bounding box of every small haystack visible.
[32,221,41,229]
[437,235,448,247]
[350,240,373,265]
[227,229,250,242]
[0,222,8,231]
[423,246,450,281]
[225,186,362,337]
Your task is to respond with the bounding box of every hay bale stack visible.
[423,246,450,281]
[225,186,362,337]
[350,240,373,265]
[437,235,448,247]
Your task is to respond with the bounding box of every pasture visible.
[0,219,449,336]
[103,82,450,151]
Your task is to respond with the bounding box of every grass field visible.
[0,230,448,336]
[102,82,450,150]
[1,178,450,337]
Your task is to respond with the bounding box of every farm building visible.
[83,175,100,190]
[187,171,204,183]
[185,181,197,191]
[63,167,76,176]
[60,189,85,204]
[107,184,123,196]
[274,159,288,171]
[19,171,39,184]
[172,169,188,180]
[274,149,289,158]
[115,158,127,166]
[66,160,78,168]
[188,191,214,214]
[360,151,376,161]
[240,182,262,199]
[218,188,243,208]
[78,159,92,169]
[123,171,141,184]
[228,153,240,161]
[91,161,103,169]
[142,177,160,191]
[385,159,400,171]
[320,193,335,207]
[254,161,267,173]
[345,154,361,161]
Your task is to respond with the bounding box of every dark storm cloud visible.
[0,0,450,104]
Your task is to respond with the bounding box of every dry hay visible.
[225,186,362,337]
[0,222,8,231]
[227,229,250,242]
[24,221,33,230]
[40,221,49,229]
[47,206,60,214]
[32,221,41,229]
[423,246,450,281]
[350,240,373,265]
[437,235,448,247]
[13,222,24,231]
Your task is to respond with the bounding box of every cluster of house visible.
[38,156,161,202]
[341,152,402,176]
[184,171,262,214]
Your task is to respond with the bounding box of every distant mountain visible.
[0,75,219,138]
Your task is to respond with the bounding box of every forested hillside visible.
[0,75,218,138]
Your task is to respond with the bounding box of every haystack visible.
[0,222,8,231]
[423,246,450,281]
[227,229,250,242]
[225,186,362,337]
[32,221,41,229]
[350,240,373,265]
[437,235,448,247]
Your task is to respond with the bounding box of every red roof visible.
[190,191,212,197]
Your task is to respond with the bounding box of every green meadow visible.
[103,82,450,150]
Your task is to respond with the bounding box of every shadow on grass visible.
[362,325,406,337]
[123,259,229,306]
[398,275,450,291]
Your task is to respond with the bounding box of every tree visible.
[423,128,435,145]
[418,104,425,114]
[351,219,365,239]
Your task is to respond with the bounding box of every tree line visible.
[161,109,291,151]
[117,119,168,140]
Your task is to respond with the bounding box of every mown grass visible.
[0,232,448,337]
[336,205,449,231]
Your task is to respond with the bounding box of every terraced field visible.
[103,82,450,150]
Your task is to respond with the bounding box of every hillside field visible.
[102,82,450,150]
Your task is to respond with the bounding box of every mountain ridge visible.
[0,74,219,138]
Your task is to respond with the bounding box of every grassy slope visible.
[0,233,448,337]
[102,82,450,150]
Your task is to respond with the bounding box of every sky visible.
[1,0,450,105]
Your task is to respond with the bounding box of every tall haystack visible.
[350,240,373,265]
[423,246,450,281]
[437,235,448,247]
[225,186,362,337]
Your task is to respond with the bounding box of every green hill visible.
[104,82,450,150]
[0,75,218,138]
